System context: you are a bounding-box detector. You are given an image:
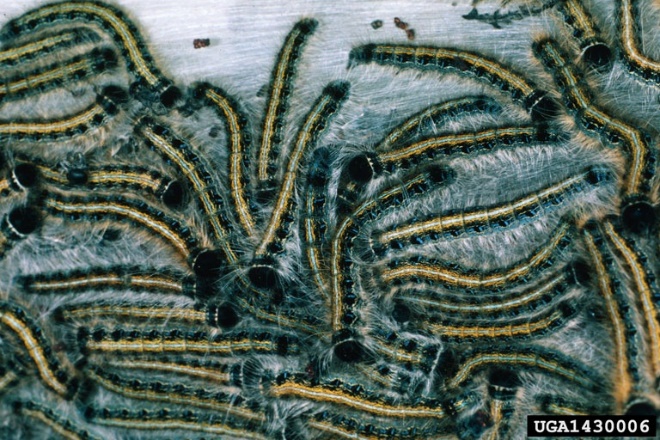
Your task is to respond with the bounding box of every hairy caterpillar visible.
[0,1,656,439]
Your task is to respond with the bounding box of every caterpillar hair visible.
[601,220,660,381]
[0,27,100,68]
[372,166,609,254]
[58,300,240,329]
[331,165,456,333]
[0,301,77,397]
[618,0,660,86]
[85,406,266,439]
[0,0,182,107]
[136,118,237,270]
[556,0,612,70]
[582,223,645,413]
[0,86,126,143]
[38,160,183,209]
[398,267,572,321]
[0,361,21,395]
[443,344,604,392]
[348,44,558,121]
[13,400,101,440]
[374,95,503,153]
[84,365,265,422]
[104,357,240,386]
[532,37,657,229]
[192,83,256,236]
[376,124,560,174]
[0,163,40,199]
[42,191,203,267]
[254,80,350,259]
[0,1,656,438]
[78,326,300,357]
[426,300,577,341]
[0,205,42,258]
[257,18,318,187]
[18,264,196,297]
[307,409,446,439]
[537,393,612,415]
[268,373,447,420]
[0,47,118,104]
[301,146,333,299]
[380,220,573,293]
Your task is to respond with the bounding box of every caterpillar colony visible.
[0,0,658,439]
